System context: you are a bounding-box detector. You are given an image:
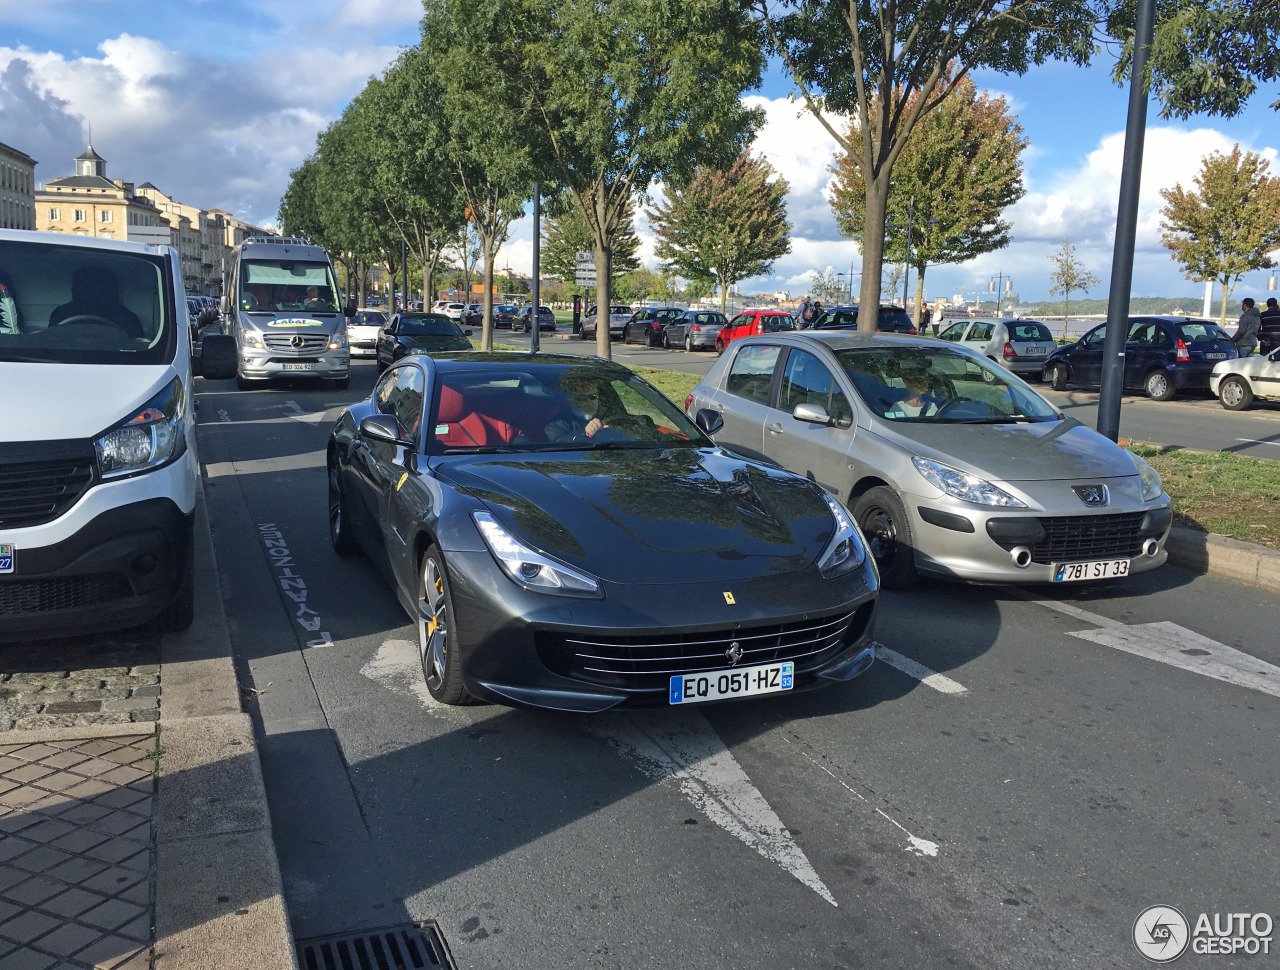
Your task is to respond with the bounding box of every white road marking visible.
[876,646,968,694]
[775,735,940,858]
[1068,622,1280,700]
[360,639,449,715]
[1236,438,1280,449]
[1016,594,1280,700]
[281,400,333,426]
[590,710,838,906]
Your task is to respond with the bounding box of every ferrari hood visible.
[437,448,835,583]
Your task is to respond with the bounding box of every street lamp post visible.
[988,271,1012,317]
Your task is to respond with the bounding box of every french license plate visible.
[0,544,12,574]
[1027,346,1046,355]
[283,362,314,371]
[1053,559,1131,582]
[670,661,793,705]
[1206,352,1226,359]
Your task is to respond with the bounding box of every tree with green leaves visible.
[1160,145,1280,326]
[648,152,791,313]
[541,194,640,297]
[1047,238,1101,338]
[808,268,846,306]
[752,0,1280,333]
[499,0,765,358]
[829,78,1027,326]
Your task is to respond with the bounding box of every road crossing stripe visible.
[876,646,968,694]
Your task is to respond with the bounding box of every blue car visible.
[1043,316,1237,400]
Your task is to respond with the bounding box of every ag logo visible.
[1133,905,1190,963]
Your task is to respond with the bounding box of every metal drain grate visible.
[296,922,456,970]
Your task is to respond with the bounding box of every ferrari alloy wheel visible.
[419,547,473,704]
[327,457,358,556]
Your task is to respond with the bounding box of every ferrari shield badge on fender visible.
[723,592,735,605]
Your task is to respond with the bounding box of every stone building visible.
[0,141,38,231]
[35,145,170,246]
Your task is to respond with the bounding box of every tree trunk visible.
[594,240,612,360]
[857,176,889,333]
[718,271,728,313]
[913,265,927,330]
[480,232,495,352]
[1063,292,1070,340]
[1219,277,1229,327]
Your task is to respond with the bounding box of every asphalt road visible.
[196,359,1279,970]
[494,328,1280,460]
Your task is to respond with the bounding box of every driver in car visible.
[546,379,626,442]
[303,286,331,311]
[886,369,945,418]
[49,266,144,338]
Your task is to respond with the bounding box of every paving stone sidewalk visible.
[0,735,156,970]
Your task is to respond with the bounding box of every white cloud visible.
[0,34,401,227]
[335,0,422,26]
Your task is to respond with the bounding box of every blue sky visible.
[3,0,1278,304]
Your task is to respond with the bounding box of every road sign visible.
[575,273,597,285]
[575,251,594,266]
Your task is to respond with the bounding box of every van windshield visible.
[240,260,340,314]
[0,239,175,366]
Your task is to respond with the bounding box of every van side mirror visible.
[195,334,237,380]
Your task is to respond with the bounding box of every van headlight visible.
[95,378,186,479]
[817,492,867,578]
[241,327,265,350]
[912,456,1027,507]
[1130,452,1164,501]
[328,329,348,351]
[473,511,602,597]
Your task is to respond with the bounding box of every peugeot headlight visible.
[816,492,867,578]
[328,329,348,351]
[95,378,186,479]
[241,327,265,350]
[912,456,1027,508]
[473,511,602,597]
[1130,452,1164,501]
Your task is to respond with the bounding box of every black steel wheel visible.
[852,486,917,588]
[1047,362,1068,391]
[328,456,359,557]
[419,546,473,704]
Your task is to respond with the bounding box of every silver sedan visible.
[688,332,1173,587]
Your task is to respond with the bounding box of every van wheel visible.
[162,543,195,632]
[852,486,918,589]
[1218,375,1254,411]
[1144,369,1175,401]
[236,373,255,391]
[1046,362,1068,391]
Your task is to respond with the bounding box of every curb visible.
[152,486,298,970]
[1163,526,1280,594]
[1039,386,1280,420]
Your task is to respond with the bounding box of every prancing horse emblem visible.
[725,641,743,665]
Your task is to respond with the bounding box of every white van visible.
[225,236,352,389]
[0,230,236,639]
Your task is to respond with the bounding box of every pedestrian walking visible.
[1259,297,1280,355]
[1233,297,1262,358]
[920,301,932,335]
[798,295,814,327]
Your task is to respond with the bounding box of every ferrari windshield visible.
[834,346,1060,423]
[399,314,463,337]
[430,362,706,453]
[0,238,175,366]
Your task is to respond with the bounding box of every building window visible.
[99,211,113,223]
[48,208,60,221]
[74,209,86,222]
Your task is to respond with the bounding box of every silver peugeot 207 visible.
[688,332,1173,588]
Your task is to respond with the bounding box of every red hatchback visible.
[715,309,797,354]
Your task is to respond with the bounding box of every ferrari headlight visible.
[473,511,602,597]
[95,378,186,479]
[912,456,1027,508]
[241,327,265,350]
[1130,452,1164,501]
[816,492,867,578]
